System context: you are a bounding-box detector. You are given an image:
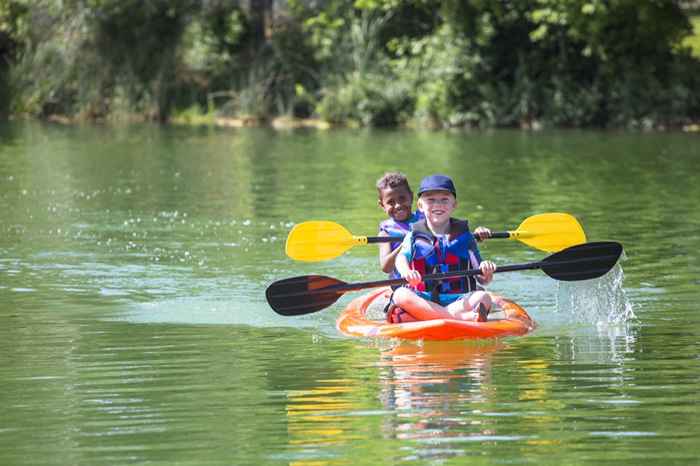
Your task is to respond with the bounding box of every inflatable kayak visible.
[336,287,535,340]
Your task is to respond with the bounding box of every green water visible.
[1,121,699,465]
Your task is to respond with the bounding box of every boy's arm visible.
[470,237,495,285]
[378,231,402,273]
[395,235,422,286]
[394,250,410,277]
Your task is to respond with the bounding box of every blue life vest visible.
[408,218,482,303]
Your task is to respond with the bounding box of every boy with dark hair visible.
[376,172,423,278]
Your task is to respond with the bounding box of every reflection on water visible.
[283,340,508,463]
[377,340,502,452]
[378,340,500,405]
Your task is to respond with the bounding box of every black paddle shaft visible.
[366,236,400,243]
[336,262,541,292]
[323,241,623,292]
[266,241,623,316]
[266,262,542,316]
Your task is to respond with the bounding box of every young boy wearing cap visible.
[389,174,496,323]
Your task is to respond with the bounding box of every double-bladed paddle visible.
[267,241,623,316]
[285,212,586,262]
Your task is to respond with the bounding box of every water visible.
[0,121,699,465]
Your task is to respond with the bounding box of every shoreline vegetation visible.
[31,112,700,133]
[2,1,700,131]
[37,112,334,130]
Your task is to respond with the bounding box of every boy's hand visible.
[402,269,423,287]
[478,260,497,284]
[474,226,492,242]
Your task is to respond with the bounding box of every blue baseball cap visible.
[418,174,456,197]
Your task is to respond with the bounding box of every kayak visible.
[336,287,535,340]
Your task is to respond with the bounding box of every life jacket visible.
[409,218,481,303]
[378,211,424,251]
[379,211,424,279]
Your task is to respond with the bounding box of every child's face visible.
[378,185,413,222]
[417,190,456,224]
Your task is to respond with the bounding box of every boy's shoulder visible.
[449,218,470,236]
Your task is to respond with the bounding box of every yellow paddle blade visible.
[510,213,587,252]
[285,221,367,261]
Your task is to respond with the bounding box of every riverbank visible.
[174,115,700,132]
[171,114,333,130]
[29,113,699,133]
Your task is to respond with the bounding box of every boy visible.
[391,174,496,323]
[376,172,423,279]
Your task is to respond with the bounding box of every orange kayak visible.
[336,287,535,340]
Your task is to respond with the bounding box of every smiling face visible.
[417,190,457,226]
[378,185,413,222]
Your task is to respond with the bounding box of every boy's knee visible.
[469,291,492,310]
[392,287,412,305]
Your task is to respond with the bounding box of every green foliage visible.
[2,0,700,127]
[212,16,322,120]
[0,0,29,52]
[388,24,482,127]
[426,0,700,128]
[87,0,197,121]
[317,72,413,126]
[8,4,95,117]
[684,15,700,56]
[0,0,29,116]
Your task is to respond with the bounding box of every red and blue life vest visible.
[407,218,482,303]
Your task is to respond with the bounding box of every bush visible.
[317,72,413,126]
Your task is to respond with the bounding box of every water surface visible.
[1,122,699,465]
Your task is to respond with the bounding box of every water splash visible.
[555,260,636,326]
[554,257,638,362]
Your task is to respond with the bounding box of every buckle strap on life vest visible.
[409,218,475,302]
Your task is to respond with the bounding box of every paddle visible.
[285,213,586,262]
[267,241,622,316]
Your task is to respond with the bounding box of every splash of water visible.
[554,255,638,362]
[555,258,636,326]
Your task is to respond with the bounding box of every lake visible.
[1,121,699,465]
